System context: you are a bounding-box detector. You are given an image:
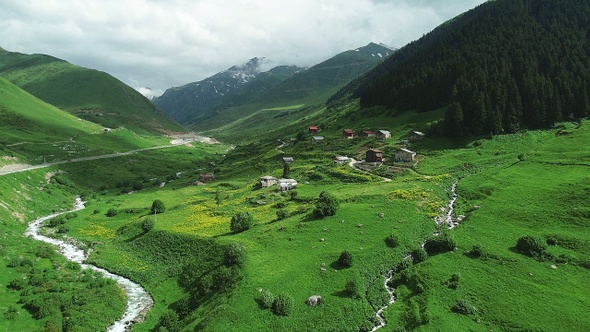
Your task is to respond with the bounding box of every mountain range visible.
[154,42,394,130]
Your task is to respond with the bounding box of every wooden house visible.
[311,136,324,144]
[394,148,416,162]
[376,130,391,140]
[309,126,319,135]
[343,129,355,139]
[365,149,383,162]
[360,130,375,138]
[259,176,278,188]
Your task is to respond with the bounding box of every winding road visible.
[0,133,219,176]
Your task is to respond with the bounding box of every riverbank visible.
[24,198,153,331]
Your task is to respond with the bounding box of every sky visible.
[0,0,487,98]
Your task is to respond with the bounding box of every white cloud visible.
[0,0,486,97]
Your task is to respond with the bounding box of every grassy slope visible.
[2,87,589,331]
[0,77,168,166]
[0,50,184,134]
[0,141,226,331]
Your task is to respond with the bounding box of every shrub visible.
[151,199,166,214]
[4,305,18,321]
[516,236,548,259]
[271,293,293,316]
[157,310,179,331]
[141,217,155,233]
[345,278,362,299]
[385,234,399,248]
[106,208,118,217]
[423,233,456,255]
[224,243,247,266]
[314,191,339,218]
[452,299,478,315]
[230,211,254,233]
[48,216,65,227]
[467,245,484,258]
[411,247,428,263]
[445,273,460,289]
[276,209,287,221]
[259,289,274,309]
[338,250,353,268]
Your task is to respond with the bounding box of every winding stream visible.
[24,198,153,332]
[370,179,460,331]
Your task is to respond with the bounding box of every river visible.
[370,179,460,331]
[24,198,153,332]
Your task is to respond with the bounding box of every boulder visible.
[307,295,323,306]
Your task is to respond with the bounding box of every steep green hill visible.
[0,76,167,166]
[333,0,590,136]
[0,49,184,134]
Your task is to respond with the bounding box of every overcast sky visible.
[0,0,486,98]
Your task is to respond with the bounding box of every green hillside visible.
[336,0,590,136]
[2,0,590,331]
[0,49,184,134]
[0,76,168,166]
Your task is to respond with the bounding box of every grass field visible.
[1,94,589,331]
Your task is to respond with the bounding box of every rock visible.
[319,238,325,242]
[356,223,363,228]
[320,267,326,272]
[378,213,385,218]
[307,295,323,306]
[550,264,557,269]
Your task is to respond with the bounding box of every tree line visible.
[342,0,590,136]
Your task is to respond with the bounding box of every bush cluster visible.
[516,235,548,260]
[423,233,456,255]
[271,293,294,316]
[314,191,339,218]
[338,250,353,268]
[230,211,254,233]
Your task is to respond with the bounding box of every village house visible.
[376,130,391,140]
[343,129,355,139]
[334,156,350,164]
[360,130,375,138]
[410,131,425,140]
[199,173,215,183]
[365,149,383,162]
[277,178,298,191]
[394,148,416,162]
[282,157,294,164]
[311,136,324,144]
[259,175,278,188]
[309,126,319,135]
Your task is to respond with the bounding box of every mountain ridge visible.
[0,49,183,134]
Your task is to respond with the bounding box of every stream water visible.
[24,198,153,332]
[370,179,460,331]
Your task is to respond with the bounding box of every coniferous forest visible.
[352,0,590,136]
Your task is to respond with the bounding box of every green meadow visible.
[2,100,590,331]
